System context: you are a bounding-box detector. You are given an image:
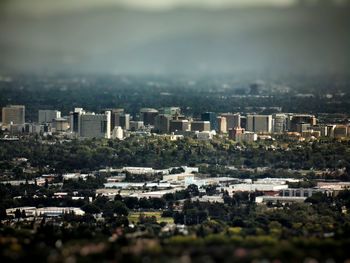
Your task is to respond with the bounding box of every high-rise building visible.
[221,113,240,131]
[155,114,172,133]
[52,118,69,132]
[119,114,130,130]
[70,108,85,134]
[130,121,144,131]
[110,108,124,129]
[217,116,227,133]
[312,125,328,137]
[246,115,273,133]
[169,120,189,133]
[296,123,311,133]
[140,108,159,126]
[273,114,288,133]
[229,127,245,140]
[201,112,218,131]
[107,109,130,131]
[288,114,317,132]
[79,111,111,139]
[38,110,61,124]
[2,105,25,125]
[240,116,247,130]
[190,121,210,132]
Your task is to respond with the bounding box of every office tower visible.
[107,109,130,131]
[155,114,172,133]
[130,121,144,131]
[190,121,210,132]
[2,105,25,125]
[140,108,158,126]
[312,125,328,137]
[119,114,130,130]
[201,112,218,131]
[217,116,227,133]
[246,114,273,133]
[240,116,247,130]
[273,114,288,133]
[70,108,85,134]
[296,123,311,133]
[24,123,51,134]
[159,107,181,116]
[221,113,240,131]
[109,108,124,129]
[288,114,317,132]
[52,118,69,132]
[229,127,245,140]
[38,110,61,124]
[169,120,189,133]
[79,111,111,139]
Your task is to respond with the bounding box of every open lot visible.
[128,211,174,224]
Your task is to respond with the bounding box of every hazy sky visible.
[5,0,296,15]
[0,0,349,75]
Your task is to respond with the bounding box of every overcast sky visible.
[0,0,349,75]
[4,0,297,15]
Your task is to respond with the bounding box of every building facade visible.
[2,105,25,125]
[221,113,240,131]
[190,121,210,132]
[38,110,61,124]
[201,112,218,131]
[246,114,273,133]
[79,111,111,139]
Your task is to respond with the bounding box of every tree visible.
[14,209,21,219]
[81,203,101,214]
[187,184,199,197]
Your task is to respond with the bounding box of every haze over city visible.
[0,0,349,75]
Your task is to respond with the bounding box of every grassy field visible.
[128,211,174,224]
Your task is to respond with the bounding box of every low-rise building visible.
[236,132,257,143]
[196,131,216,140]
[6,207,85,217]
[255,196,306,204]
[227,183,288,193]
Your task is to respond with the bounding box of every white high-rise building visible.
[38,110,61,123]
[246,115,273,133]
[79,111,111,139]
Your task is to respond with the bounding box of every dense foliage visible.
[1,136,350,177]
